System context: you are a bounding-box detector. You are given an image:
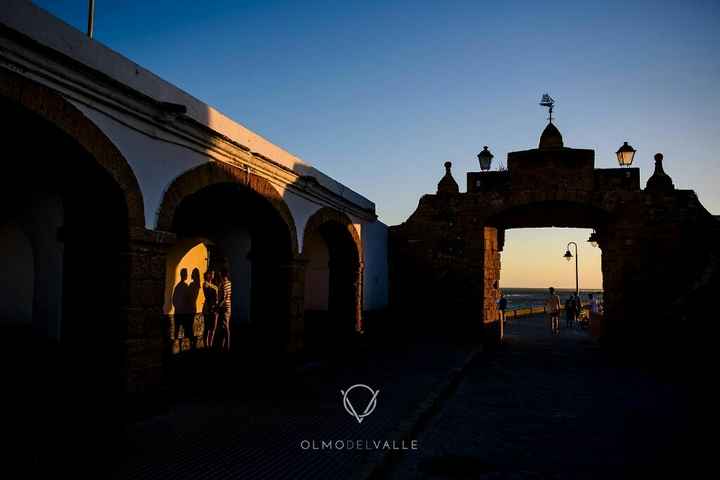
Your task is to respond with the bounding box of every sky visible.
[32,0,719,289]
[502,228,601,289]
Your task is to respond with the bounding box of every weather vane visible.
[539,93,555,123]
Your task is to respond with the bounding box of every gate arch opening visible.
[482,200,611,339]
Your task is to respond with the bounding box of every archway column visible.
[124,227,176,397]
[281,257,307,353]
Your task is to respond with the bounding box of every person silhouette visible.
[545,287,561,336]
[216,268,232,352]
[172,268,190,343]
[184,268,201,348]
[202,270,219,349]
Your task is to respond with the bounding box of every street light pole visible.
[564,242,579,297]
[87,0,95,39]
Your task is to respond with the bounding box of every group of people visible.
[545,288,601,336]
[171,267,232,352]
[496,288,602,337]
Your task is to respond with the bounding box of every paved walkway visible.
[383,315,695,479]
[113,337,475,480]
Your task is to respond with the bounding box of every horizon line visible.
[500,286,603,291]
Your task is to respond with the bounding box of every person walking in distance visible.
[545,287,561,336]
[565,294,576,329]
[498,292,508,324]
[217,268,232,352]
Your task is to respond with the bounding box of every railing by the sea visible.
[503,303,603,321]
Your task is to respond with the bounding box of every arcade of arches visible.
[0,73,364,407]
[390,123,720,353]
[3,67,720,413]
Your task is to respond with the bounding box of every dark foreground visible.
[15,314,698,479]
[384,315,696,479]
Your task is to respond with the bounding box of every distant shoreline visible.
[500,287,603,292]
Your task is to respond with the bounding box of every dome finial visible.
[437,161,459,194]
[646,153,674,192]
[539,122,564,148]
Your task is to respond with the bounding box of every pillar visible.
[281,257,307,353]
[123,228,175,399]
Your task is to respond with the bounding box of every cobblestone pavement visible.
[112,338,475,480]
[383,315,696,480]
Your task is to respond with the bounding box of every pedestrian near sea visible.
[589,293,601,314]
[545,287,561,336]
[498,292,508,324]
[574,294,583,325]
[565,295,576,328]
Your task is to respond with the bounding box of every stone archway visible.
[301,207,363,352]
[0,74,148,443]
[390,123,720,353]
[0,68,145,229]
[479,200,612,337]
[157,161,298,254]
[157,162,301,359]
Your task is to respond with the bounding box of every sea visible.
[500,287,603,310]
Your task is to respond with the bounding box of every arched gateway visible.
[390,123,720,352]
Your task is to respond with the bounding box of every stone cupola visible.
[437,161,459,194]
[538,122,564,149]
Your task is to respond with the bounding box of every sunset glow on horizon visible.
[500,228,603,290]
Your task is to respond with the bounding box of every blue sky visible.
[32,1,719,288]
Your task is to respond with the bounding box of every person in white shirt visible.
[545,287,561,336]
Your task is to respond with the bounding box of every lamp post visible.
[616,141,636,167]
[477,146,494,171]
[563,242,579,297]
[87,0,95,38]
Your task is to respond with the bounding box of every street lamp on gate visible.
[616,141,637,167]
[563,242,579,297]
[477,146,494,171]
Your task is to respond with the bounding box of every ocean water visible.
[500,288,603,310]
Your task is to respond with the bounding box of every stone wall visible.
[390,130,720,356]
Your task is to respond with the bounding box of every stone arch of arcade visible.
[157,162,302,357]
[0,70,148,418]
[301,207,363,352]
[390,123,720,353]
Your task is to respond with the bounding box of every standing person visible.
[574,294,583,326]
[202,271,218,349]
[172,268,191,344]
[564,295,576,329]
[185,268,201,349]
[545,287,561,336]
[498,292,508,324]
[216,268,232,352]
[589,293,601,314]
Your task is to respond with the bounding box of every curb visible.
[353,345,482,480]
